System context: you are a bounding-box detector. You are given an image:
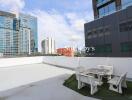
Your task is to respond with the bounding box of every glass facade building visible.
[19,14,38,53]
[0,11,38,56]
[0,11,19,56]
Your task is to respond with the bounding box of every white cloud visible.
[69,35,82,41]
[31,10,86,52]
[0,0,25,16]
[30,8,95,52]
[66,13,86,32]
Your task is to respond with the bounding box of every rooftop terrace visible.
[0,63,97,100]
[0,56,132,100]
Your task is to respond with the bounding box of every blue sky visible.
[24,0,91,12]
[0,0,93,51]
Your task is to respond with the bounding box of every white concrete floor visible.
[0,63,98,100]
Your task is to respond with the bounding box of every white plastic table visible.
[81,68,109,81]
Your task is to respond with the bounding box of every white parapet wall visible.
[43,56,132,79]
[43,56,79,69]
[0,56,43,68]
[0,56,132,79]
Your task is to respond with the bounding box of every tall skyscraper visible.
[0,11,38,56]
[41,38,56,54]
[0,11,19,56]
[19,14,38,54]
[84,0,132,57]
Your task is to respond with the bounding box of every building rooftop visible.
[0,63,97,100]
[0,56,131,99]
[0,11,16,18]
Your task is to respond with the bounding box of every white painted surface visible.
[0,64,97,100]
[43,56,132,79]
[43,56,79,68]
[0,56,131,78]
[0,63,73,92]
[0,57,43,68]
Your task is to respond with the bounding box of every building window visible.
[95,44,112,53]
[109,2,116,14]
[119,20,132,32]
[121,0,132,9]
[99,7,105,17]
[97,0,109,5]
[87,27,110,39]
[104,44,112,53]
[98,2,116,17]
[121,42,132,52]
[87,32,92,39]
[104,27,110,35]
[93,30,98,38]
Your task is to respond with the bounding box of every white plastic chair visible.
[75,67,87,80]
[98,65,113,80]
[75,67,96,81]
[77,73,102,95]
[108,72,127,94]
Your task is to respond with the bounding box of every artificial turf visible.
[63,74,132,100]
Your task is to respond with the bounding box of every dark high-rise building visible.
[84,0,132,57]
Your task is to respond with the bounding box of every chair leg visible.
[122,80,127,88]
[78,81,85,89]
[118,84,122,94]
[96,75,103,86]
[78,80,81,89]
[97,75,102,81]
[90,85,98,95]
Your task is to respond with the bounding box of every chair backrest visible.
[75,67,86,80]
[79,74,95,85]
[98,65,113,75]
[116,72,127,86]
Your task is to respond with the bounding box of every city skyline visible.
[0,0,93,52]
